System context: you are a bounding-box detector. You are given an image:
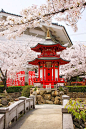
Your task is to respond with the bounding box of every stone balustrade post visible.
[0,107,9,129]
[0,114,4,129]
[29,95,35,109]
[62,95,74,129]
[19,96,27,113]
[62,95,70,107]
[27,98,33,110]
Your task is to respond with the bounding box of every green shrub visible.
[66,86,86,92]
[34,87,37,91]
[22,85,32,97]
[59,86,64,91]
[0,85,4,93]
[65,99,86,123]
[7,86,23,93]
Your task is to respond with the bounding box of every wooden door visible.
[46,68,52,81]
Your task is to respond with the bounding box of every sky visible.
[0,0,86,45]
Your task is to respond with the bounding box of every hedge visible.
[0,85,23,93]
[6,86,23,93]
[0,85,4,93]
[66,86,86,92]
[0,85,33,93]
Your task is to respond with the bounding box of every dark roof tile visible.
[0,9,22,17]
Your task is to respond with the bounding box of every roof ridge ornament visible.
[46,28,51,40]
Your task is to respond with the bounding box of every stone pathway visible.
[11,104,62,129]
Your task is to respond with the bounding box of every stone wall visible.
[30,88,65,105]
[30,88,86,105]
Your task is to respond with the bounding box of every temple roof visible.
[28,57,70,65]
[0,9,21,17]
[31,41,66,52]
[0,10,73,47]
[25,23,73,47]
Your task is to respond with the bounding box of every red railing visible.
[71,81,85,86]
[59,78,64,82]
[34,77,41,82]
[34,77,64,83]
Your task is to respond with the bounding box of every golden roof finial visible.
[46,28,51,40]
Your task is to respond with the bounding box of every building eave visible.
[0,9,22,17]
[25,22,73,47]
[31,42,66,52]
[52,23,73,47]
[28,57,70,65]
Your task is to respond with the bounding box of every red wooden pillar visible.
[53,62,55,81]
[39,64,40,80]
[58,63,59,81]
[43,63,44,81]
[43,63,45,88]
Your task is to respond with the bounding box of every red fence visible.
[71,81,86,86]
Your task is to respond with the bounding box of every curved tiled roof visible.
[0,9,22,17]
[52,23,73,46]
[0,9,72,47]
[29,57,70,65]
[31,40,66,52]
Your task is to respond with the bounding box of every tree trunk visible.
[2,78,7,90]
[67,77,72,86]
[0,68,7,90]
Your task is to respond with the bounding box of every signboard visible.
[7,71,25,86]
[28,71,35,85]
[46,62,51,68]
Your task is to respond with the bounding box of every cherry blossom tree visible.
[0,0,86,89]
[0,35,43,89]
[0,33,85,89]
[60,43,86,81]
[0,0,86,38]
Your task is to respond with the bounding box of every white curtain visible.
[40,69,43,79]
[55,69,58,80]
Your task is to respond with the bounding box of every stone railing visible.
[0,114,4,129]
[62,95,74,129]
[0,95,35,129]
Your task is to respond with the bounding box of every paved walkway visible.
[11,104,62,129]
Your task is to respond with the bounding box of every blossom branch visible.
[0,0,86,37]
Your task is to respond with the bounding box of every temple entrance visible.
[46,62,52,82]
[46,68,52,81]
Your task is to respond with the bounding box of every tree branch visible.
[0,68,5,78]
[5,70,7,78]
[0,2,86,28]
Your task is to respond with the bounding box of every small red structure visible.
[29,29,70,88]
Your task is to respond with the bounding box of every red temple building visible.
[29,29,70,88]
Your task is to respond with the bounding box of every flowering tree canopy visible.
[60,43,86,79]
[0,35,43,73]
[0,0,86,38]
[0,32,85,88]
[0,35,43,89]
